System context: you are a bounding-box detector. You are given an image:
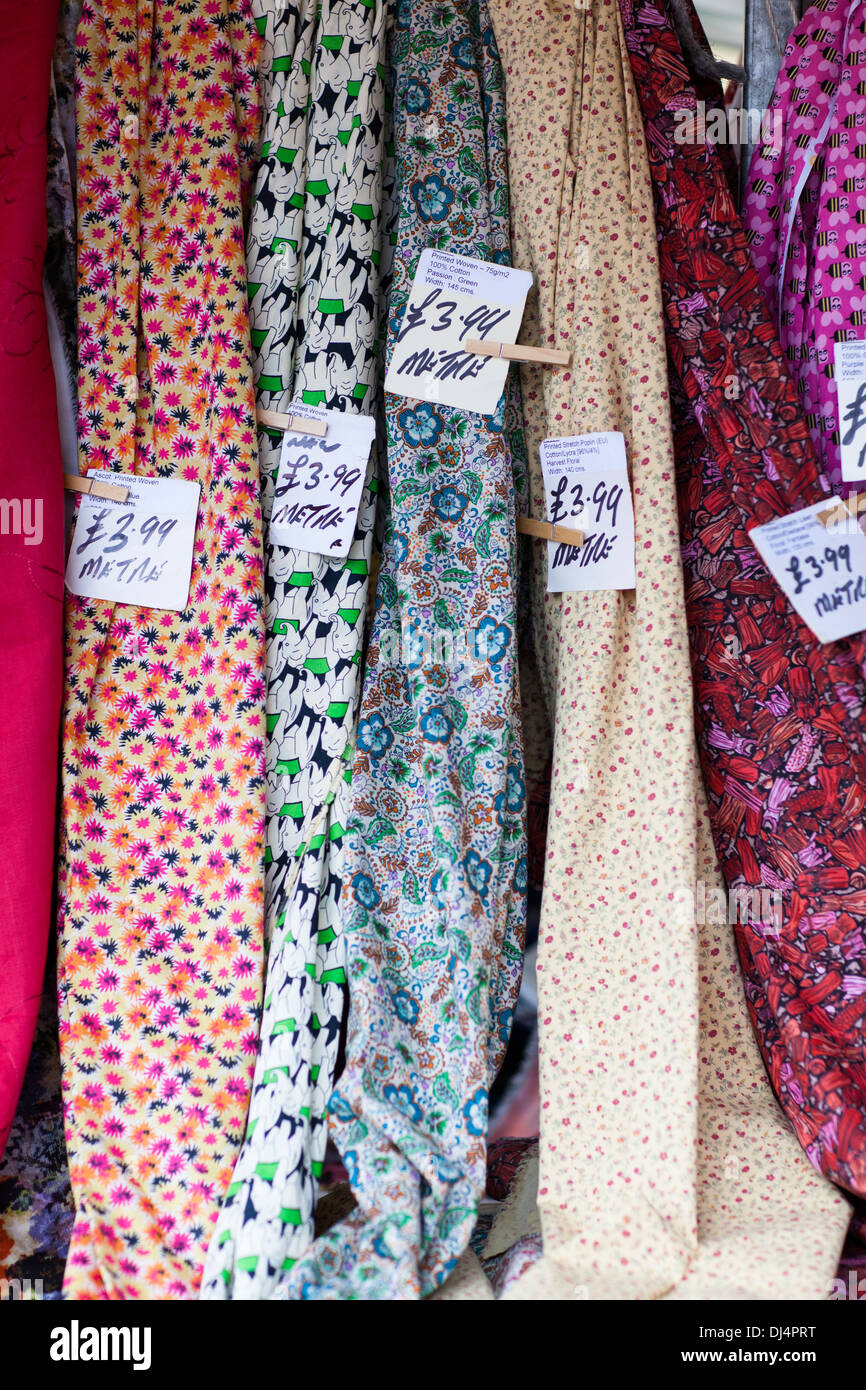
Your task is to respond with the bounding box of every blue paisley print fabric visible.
[280,0,529,1300]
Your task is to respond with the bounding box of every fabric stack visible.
[1,0,865,1302]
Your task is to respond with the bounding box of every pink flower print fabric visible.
[57,0,266,1300]
[744,0,866,495]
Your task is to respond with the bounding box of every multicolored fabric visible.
[483,0,850,1301]
[202,0,395,1299]
[58,0,266,1299]
[0,963,74,1296]
[278,0,528,1300]
[619,0,866,1214]
[743,0,866,494]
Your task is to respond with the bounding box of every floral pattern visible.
[57,0,267,1299]
[278,0,528,1300]
[483,0,851,1301]
[618,0,866,1229]
[201,0,395,1299]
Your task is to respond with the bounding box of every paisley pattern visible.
[278,0,528,1300]
[743,0,866,494]
[619,0,866,1209]
[57,0,266,1299]
[202,0,395,1299]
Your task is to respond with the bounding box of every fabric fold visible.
[202,0,395,1300]
[620,0,866,1226]
[278,0,529,1300]
[0,0,65,1162]
[484,0,850,1301]
[58,0,266,1299]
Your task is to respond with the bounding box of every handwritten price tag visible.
[835,339,866,482]
[750,499,866,643]
[65,472,200,612]
[385,248,532,415]
[540,433,636,593]
[270,404,376,558]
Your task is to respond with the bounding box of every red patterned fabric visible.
[619,0,866,1201]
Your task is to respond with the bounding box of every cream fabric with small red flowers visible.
[57,0,266,1300]
[486,0,851,1301]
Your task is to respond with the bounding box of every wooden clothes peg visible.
[464,339,571,367]
[64,473,129,503]
[257,406,328,438]
[517,516,584,548]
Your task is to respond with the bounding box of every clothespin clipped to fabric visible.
[517,516,584,547]
[64,473,129,503]
[816,492,866,529]
[257,406,328,438]
[464,340,571,368]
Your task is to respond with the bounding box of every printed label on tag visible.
[835,340,866,482]
[385,248,532,416]
[270,405,376,558]
[65,472,200,612]
[750,498,866,643]
[540,433,636,593]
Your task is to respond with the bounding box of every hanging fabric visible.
[276,0,529,1300]
[45,0,81,478]
[202,0,395,1299]
[743,0,864,495]
[0,0,66,1164]
[618,0,866,1234]
[475,0,851,1301]
[57,0,267,1299]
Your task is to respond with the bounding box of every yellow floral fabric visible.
[57,0,266,1299]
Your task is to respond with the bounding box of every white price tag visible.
[270,403,376,558]
[750,498,866,643]
[540,433,636,593]
[385,248,532,415]
[65,471,199,612]
[834,339,866,482]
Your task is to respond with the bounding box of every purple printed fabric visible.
[743,0,866,495]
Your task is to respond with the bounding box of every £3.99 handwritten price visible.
[273,447,362,525]
[784,542,852,596]
[548,474,625,530]
[73,507,179,584]
[269,407,376,558]
[539,432,636,595]
[749,498,866,645]
[64,471,200,613]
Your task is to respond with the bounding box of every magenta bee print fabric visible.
[57,0,267,1299]
[744,0,866,495]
